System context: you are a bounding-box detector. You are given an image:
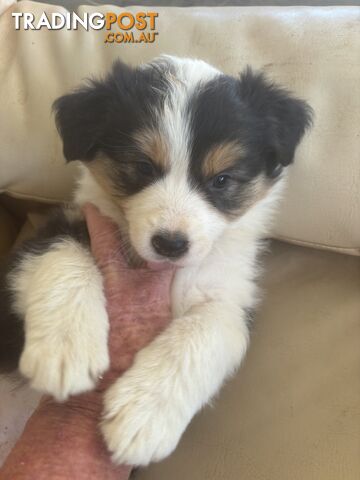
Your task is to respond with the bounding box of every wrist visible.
[39,390,103,425]
[2,392,132,480]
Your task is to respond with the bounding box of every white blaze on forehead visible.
[154,56,221,175]
[161,55,220,85]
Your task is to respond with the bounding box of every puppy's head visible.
[54,56,312,266]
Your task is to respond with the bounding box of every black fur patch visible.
[54,60,173,195]
[188,69,313,214]
[0,257,24,372]
[54,60,171,161]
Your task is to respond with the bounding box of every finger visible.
[135,264,175,301]
[83,203,129,271]
[150,265,175,291]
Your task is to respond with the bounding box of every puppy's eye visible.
[212,174,231,189]
[137,160,155,176]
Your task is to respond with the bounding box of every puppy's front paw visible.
[19,329,109,401]
[15,240,110,400]
[101,370,189,466]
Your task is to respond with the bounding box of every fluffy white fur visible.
[11,240,109,400]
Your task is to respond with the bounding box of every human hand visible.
[1,204,174,480]
[84,203,174,384]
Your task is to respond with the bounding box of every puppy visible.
[0,56,312,466]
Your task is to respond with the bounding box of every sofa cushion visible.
[0,3,359,254]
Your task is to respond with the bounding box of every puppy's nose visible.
[151,231,189,259]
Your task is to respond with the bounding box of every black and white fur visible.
[0,56,312,465]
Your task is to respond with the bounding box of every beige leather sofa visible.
[0,2,359,478]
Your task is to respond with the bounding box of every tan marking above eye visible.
[133,128,170,171]
[202,141,246,178]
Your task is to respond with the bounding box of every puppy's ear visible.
[53,60,148,162]
[53,82,110,162]
[238,68,313,175]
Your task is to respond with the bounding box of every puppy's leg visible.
[101,301,249,466]
[11,238,109,401]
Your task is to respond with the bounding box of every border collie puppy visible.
[0,56,312,466]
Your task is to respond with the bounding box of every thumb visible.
[83,203,129,273]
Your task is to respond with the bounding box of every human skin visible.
[1,204,174,480]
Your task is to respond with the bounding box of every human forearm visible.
[1,394,131,480]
